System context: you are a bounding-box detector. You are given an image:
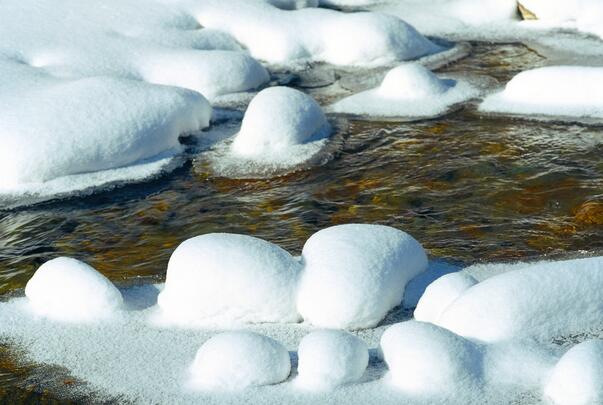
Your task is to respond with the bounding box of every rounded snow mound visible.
[414,272,478,323]
[380,321,482,393]
[189,331,291,390]
[231,87,330,157]
[378,64,451,99]
[157,233,301,326]
[25,257,123,322]
[297,224,428,329]
[296,329,368,388]
[544,340,603,405]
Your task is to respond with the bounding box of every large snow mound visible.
[330,64,479,118]
[297,224,428,329]
[413,272,477,324]
[544,339,603,405]
[24,257,123,322]
[189,331,291,389]
[380,321,482,394]
[435,256,603,342]
[479,66,603,121]
[157,233,301,326]
[296,329,369,388]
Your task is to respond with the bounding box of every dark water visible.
[0,42,602,402]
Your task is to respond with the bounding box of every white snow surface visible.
[296,329,369,388]
[520,0,603,39]
[544,339,603,405]
[413,272,477,324]
[435,256,603,342]
[188,331,291,390]
[24,257,123,322]
[479,66,603,121]
[157,233,301,326]
[330,63,480,118]
[297,224,428,329]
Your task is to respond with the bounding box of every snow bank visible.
[297,224,428,329]
[296,330,368,388]
[24,257,123,322]
[330,64,479,118]
[520,0,603,39]
[157,233,301,325]
[414,272,477,323]
[380,321,482,393]
[480,66,603,121]
[189,331,291,389]
[544,340,603,405]
[436,256,603,342]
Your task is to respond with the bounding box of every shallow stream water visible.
[1,42,602,402]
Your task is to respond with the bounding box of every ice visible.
[297,224,428,329]
[479,66,603,121]
[435,256,603,342]
[413,272,477,323]
[544,339,603,405]
[296,329,368,388]
[330,63,480,118]
[24,257,123,322]
[188,331,291,390]
[157,233,301,326]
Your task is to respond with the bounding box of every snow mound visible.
[330,64,479,118]
[414,272,478,323]
[296,329,368,388]
[297,224,428,329]
[157,233,301,326]
[479,66,603,121]
[380,321,482,393]
[520,0,603,39]
[24,257,123,322]
[544,340,603,405]
[436,256,603,342]
[189,331,291,390]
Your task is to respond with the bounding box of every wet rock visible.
[575,201,603,225]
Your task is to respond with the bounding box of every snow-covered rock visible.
[479,66,603,121]
[380,321,482,393]
[436,256,603,342]
[330,64,479,118]
[414,272,478,323]
[189,331,291,389]
[519,0,603,39]
[157,233,301,325]
[544,340,603,405]
[296,330,368,388]
[231,87,330,158]
[25,257,123,322]
[297,224,428,329]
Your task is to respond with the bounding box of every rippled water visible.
[1,42,603,401]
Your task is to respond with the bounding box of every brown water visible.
[0,42,602,402]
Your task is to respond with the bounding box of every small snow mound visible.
[297,224,428,329]
[25,257,123,322]
[414,272,477,323]
[189,331,291,390]
[157,233,301,326]
[544,340,603,405]
[296,329,368,388]
[231,86,330,157]
[378,64,451,99]
[380,321,482,393]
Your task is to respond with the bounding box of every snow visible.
[157,233,301,326]
[296,329,368,388]
[188,331,291,390]
[480,66,603,121]
[544,339,603,405]
[435,256,603,342]
[520,0,603,39]
[330,64,480,118]
[297,224,428,329]
[24,257,123,322]
[379,321,482,395]
[413,272,477,324]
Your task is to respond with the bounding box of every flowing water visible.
[0,42,602,402]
